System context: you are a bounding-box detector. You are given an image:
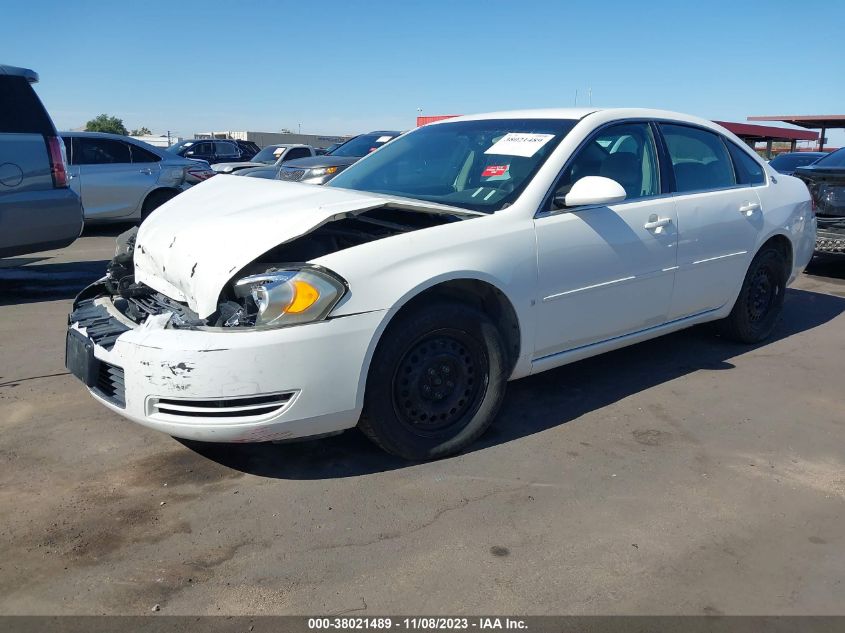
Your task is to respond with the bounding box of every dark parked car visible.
[0,64,83,258]
[245,131,401,184]
[167,139,258,165]
[795,148,845,255]
[768,151,826,176]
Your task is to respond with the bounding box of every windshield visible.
[250,146,287,164]
[770,153,823,170]
[330,133,397,157]
[813,148,845,168]
[327,119,577,213]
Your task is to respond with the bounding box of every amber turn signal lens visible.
[286,280,320,314]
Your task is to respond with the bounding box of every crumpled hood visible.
[134,175,475,318]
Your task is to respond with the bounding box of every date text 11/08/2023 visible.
[307,618,528,630]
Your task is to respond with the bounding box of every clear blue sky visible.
[3,0,843,145]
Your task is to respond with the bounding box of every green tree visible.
[130,126,152,136]
[85,114,128,135]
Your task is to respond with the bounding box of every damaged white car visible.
[66,108,815,460]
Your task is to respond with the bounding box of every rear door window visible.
[659,124,737,192]
[76,138,132,165]
[726,141,765,185]
[0,76,55,135]
[130,144,162,163]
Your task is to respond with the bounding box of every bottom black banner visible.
[0,616,843,633]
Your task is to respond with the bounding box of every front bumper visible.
[67,293,385,442]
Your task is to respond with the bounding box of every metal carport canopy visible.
[747,115,845,150]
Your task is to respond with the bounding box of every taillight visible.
[186,167,215,181]
[46,136,68,188]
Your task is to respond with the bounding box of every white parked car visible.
[66,108,815,460]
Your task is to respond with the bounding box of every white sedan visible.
[66,108,815,460]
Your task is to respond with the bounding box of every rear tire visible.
[140,189,178,221]
[360,301,507,461]
[717,246,787,344]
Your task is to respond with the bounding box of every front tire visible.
[360,301,508,460]
[717,246,787,343]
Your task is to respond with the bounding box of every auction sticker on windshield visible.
[482,165,509,177]
[485,133,555,157]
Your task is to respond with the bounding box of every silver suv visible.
[0,64,83,258]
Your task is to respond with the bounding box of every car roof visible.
[59,131,170,154]
[0,64,38,83]
[437,108,756,142]
[60,131,136,140]
[363,130,401,135]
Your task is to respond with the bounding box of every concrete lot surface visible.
[1,228,843,615]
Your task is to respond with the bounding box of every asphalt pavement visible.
[1,227,843,615]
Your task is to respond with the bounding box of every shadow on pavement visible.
[0,224,135,306]
[82,223,135,238]
[805,255,845,281]
[0,259,108,305]
[182,287,845,480]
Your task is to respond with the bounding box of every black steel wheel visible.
[360,301,507,460]
[718,245,787,344]
[391,329,487,437]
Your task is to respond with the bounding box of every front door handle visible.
[739,202,760,216]
[644,215,672,230]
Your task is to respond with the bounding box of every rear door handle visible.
[139,168,154,175]
[739,202,760,216]
[644,215,672,230]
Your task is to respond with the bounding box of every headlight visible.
[231,266,346,328]
[307,166,338,178]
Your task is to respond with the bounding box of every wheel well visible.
[760,234,793,274]
[391,279,522,375]
[142,188,179,212]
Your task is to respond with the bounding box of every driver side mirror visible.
[554,176,626,209]
[185,150,195,156]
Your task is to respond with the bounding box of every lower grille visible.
[279,168,306,182]
[70,299,130,350]
[93,361,125,408]
[149,392,295,420]
[815,235,845,254]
